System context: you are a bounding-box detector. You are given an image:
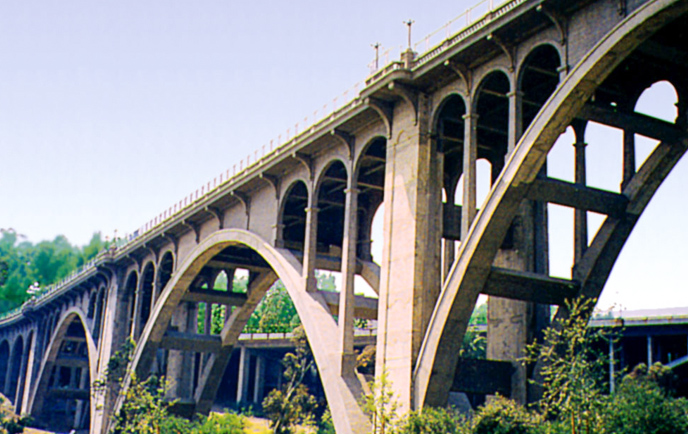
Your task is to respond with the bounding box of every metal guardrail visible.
[0,0,525,326]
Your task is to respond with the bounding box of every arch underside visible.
[28,309,97,433]
[116,229,369,433]
[416,0,688,408]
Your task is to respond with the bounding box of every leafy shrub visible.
[397,406,466,434]
[113,374,195,434]
[316,409,335,434]
[193,412,245,434]
[262,326,318,433]
[0,393,30,434]
[600,363,688,434]
[471,396,542,434]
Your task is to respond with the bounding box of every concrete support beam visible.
[54,356,90,369]
[319,290,379,320]
[483,267,578,305]
[528,177,627,217]
[159,331,222,353]
[47,387,90,401]
[182,288,248,306]
[578,104,684,144]
[204,260,269,273]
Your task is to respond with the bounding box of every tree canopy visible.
[0,228,109,314]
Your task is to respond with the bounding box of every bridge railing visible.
[413,0,523,68]
[0,0,526,326]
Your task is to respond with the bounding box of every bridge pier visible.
[376,94,443,412]
[167,302,196,400]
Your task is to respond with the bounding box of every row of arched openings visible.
[279,138,386,264]
[123,251,175,341]
[0,332,33,415]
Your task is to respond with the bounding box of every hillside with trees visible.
[0,228,108,314]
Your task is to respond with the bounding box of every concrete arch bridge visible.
[1,0,687,432]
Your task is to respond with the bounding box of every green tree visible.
[262,326,318,433]
[0,229,111,314]
[362,369,400,434]
[82,232,109,261]
[245,280,300,333]
[113,374,194,434]
[600,363,688,434]
[524,297,607,434]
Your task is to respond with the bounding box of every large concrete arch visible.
[28,307,97,432]
[414,0,688,409]
[116,229,369,434]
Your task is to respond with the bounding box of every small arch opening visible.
[138,263,156,336]
[124,272,138,338]
[357,138,386,262]
[280,181,309,253]
[519,45,561,135]
[316,161,348,254]
[476,71,510,168]
[157,251,175,301]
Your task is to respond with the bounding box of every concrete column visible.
[442,240,455,283]
[442,187,457,282]
[339,185,359,376]
[204,303,212,334]
[131,285,143,340]
[622,129,636,190]
[19,333,37,415]
[376,94,442,412]
[647,335,653,366]
[74,367,88,429]
[302,205,320,292]
[253,355,264,403]
[507,90,524,153]
[273,223,286,247]
[487,87,548,405]
[166,302,194,399]
[236,347,249,403]
[462,112,478,239]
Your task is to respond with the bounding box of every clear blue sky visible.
[1,0,686,311]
